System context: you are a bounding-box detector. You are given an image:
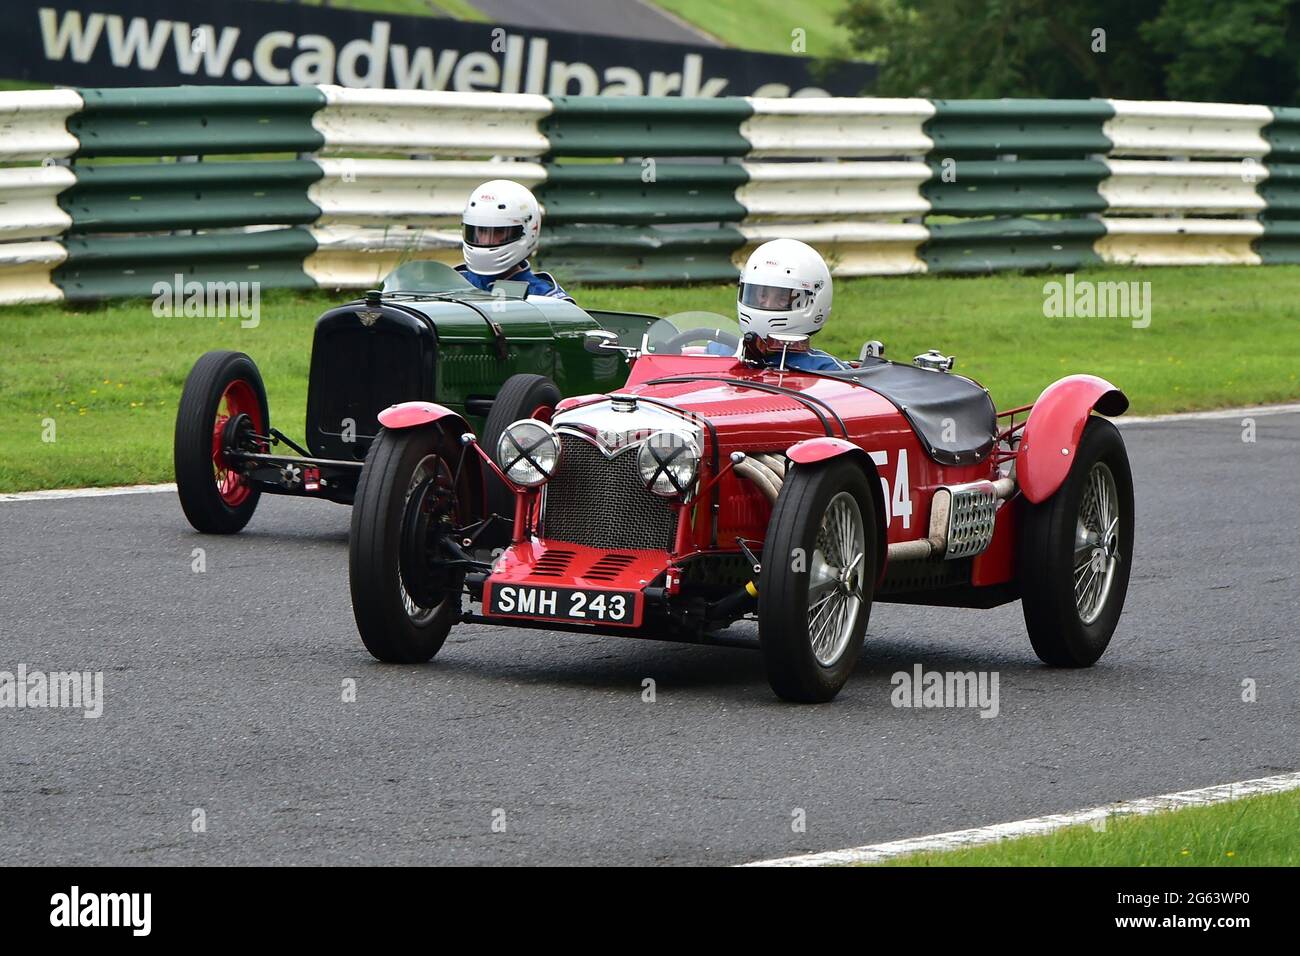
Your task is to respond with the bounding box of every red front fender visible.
[1018,375,1128,503]
[377,401,469,433]
[786,437,861,464]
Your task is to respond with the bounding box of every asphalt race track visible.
[3,413,1297,866]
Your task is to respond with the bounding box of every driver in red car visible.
[735,238,847,372]
[457,179,574,302]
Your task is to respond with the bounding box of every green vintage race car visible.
[173,261,651,535]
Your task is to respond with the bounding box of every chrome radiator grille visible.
[542,436,677,551]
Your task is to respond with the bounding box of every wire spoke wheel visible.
[807,492,866,667]
[1071,461,1120,625]
[398,453,458,626]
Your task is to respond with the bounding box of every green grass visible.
[652,0,855,57]
[2,265,1298,492]
[872,787,1300,866]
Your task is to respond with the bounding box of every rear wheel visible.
[758,459,877,703]
[481,373,560,521]
[349,424,475,663]
[174,350,269,534]
[1019,416,1134,666]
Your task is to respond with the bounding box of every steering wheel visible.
[658,328,740,354]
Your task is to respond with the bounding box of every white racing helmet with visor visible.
[736,238,833,339]
[462,179,542,276]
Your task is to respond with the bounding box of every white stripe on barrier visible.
[312,85,553,158]
[738,161,931,220]
[311,158,546,227]
[0,89,82,162]
[738,221,929,276]
[1103,100,1272,158]
[1099,158,1266,215]
[741,97,935,158]
[1097,217,1263,266]
[304,223,460,288]
[0,240,68,304]
[0,165,76,241]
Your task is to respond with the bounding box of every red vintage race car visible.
[347,314,1133,703]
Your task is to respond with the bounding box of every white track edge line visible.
[740,770,1300,867]
[0,483,175,502]
[1,403,1297,503]
[1116,401,1300,425]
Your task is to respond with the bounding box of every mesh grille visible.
[543,436,677,551]
[313,324,425,456]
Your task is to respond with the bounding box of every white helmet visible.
[462,179,542,276]
[737,238,832,339]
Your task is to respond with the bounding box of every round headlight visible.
[496,419,561,487]
[637,431,701,497]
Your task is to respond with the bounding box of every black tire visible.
[758,459,877,703]
[174,350,269,534]
[480,373,561,520]
[349,424,471,663]
[1019,416,1134,666]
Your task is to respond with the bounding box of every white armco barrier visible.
[312,86,553,157]
[0,166,75,241]
[0,240,68,304]
[1103,100,1272,158]
[1097,217,1264,266]
[0,89,82,162]
[1099,159,1267,215]
[738,221,930,276]
[311,159,547,226]
[738,161,931,220]
[741,97,935,158]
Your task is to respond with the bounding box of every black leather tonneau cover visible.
[827,358,998,465]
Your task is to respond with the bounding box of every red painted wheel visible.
[211,379,265,507]
[175,351,270,534]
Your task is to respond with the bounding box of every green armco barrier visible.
[538,162,748,224]
[71,86,326,157]
[1256,163,1300,218]
[54,227,319,299]
[1262,106,1300,163]
[1255,220,1300,263]
[538,224,745,283]
[60,160,323,233]
[543,96,753,157]
[924,160,1108,217]
[925,100,1115,158]
[921,217,1106,273]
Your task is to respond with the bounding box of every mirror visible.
[768,332,811,348]
[583,329,621,354]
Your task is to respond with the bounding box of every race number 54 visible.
[868,449,913,529]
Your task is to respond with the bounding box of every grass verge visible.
[871,787,1300,866]
[1,265,1298,492]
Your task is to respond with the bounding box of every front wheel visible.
[349,424,476,663]
[757,459,877,703]
[174,350,269,534]
[1019,416,1134,666]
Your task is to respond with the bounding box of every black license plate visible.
[487,583,640,626]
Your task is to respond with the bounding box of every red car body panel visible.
[1017,374,1129,504]
[482,540,669,628]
